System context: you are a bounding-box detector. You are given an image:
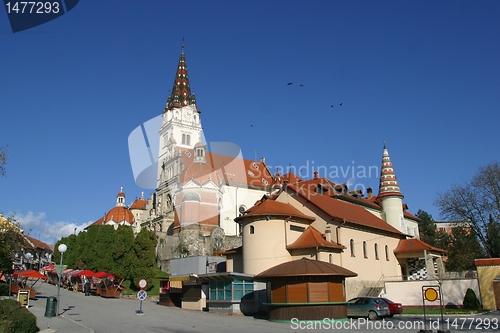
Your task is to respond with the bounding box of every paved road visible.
[27,282,499,333]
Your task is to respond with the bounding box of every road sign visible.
[138,278,148,289]
[137,290,147,300]
[424,287,439,302]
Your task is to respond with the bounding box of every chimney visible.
[325,225,332,242]
[367,187,373,199]
[313,171,319,179]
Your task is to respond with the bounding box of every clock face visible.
[185,110,191,117]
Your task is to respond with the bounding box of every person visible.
[83,275,90,296]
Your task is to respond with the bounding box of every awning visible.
[169,275,193,282]
[13,270,48,280]
[73,270,94,277]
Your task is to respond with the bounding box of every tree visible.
[443,226,485,271]
[129,228,157,290]
[435,162,500,257]
[416,210,438,247]
[0,145,8,177]
[0,213,24,274]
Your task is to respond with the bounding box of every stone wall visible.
[156,226,242,273]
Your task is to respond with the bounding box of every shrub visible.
[0,283,10,296]
[463,288,481,310]
[0,299,38,333]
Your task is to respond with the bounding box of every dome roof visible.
[105,206,134,224]
[179,162,221,185]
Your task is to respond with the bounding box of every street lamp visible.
[56,244,67,315]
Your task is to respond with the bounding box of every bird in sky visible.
[287,82,293,85]
[339,103,343,106]
[300,84,304,87]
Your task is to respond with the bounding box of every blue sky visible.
[2,1,500,244]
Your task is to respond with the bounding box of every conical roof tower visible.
[378,142,403,198]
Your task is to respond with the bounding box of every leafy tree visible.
[443,226,485,271]
[0,213,24,274]
[416,210,438,246]
[463,288,481,310]
[435,162,500,257]
[486,215,500,257]
[129,228,157,290]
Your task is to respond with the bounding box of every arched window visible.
[186,135,191,146]
[182,134,186,144]
[385,245,390,261]
[249,225,255,234]
[363,241,367,258]
[329,254,333,263]
[374,243,379,260]
[350,239,355,257]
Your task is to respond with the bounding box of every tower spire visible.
[166,45,195,111]
[378,143,402,198]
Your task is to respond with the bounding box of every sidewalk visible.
[27,287,93,333]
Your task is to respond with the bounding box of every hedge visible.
[0,299,37,333]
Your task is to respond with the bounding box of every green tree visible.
[435,162,500,257]
[486,215,500,257]
[112,225,135,279]
[444,226,485,271]
[416,210,438,246]
[0,213,24,274]
[129,228,157,290]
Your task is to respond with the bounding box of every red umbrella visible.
[73,270,94,277]
[13,270,48,280]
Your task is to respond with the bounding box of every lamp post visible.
[56,244,67,316]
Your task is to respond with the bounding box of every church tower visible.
[154,45,204,234]
[378,143,405,233]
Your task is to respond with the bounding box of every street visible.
[28,282,499,333]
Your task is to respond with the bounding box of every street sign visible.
[137,290,147,300]
[424,287,439,302]
[138,278,148,289]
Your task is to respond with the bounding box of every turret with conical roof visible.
[378,142,403,198]
[377,143,405,233]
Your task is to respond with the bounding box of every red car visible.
[379,298,403,317]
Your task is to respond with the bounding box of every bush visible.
[0,283,10,296]
[0,299,37,333]
[463,288,481,310]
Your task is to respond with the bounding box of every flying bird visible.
[299,84,304,87]
[339,103,343,106]
[287,82,293,85]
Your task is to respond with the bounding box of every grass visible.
[402,307,487,315]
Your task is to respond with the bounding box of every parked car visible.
[379,297,403,317]
[347,297,390,320]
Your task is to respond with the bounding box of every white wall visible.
[384,279,481,307]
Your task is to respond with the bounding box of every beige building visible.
[229,145,446,299]
[475,258,500,310]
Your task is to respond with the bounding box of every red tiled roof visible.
[130,199,148,210]
[24,235,52,252]
[475,258,500,266]
[177,148,275,189]
[282,172,303,184]
[256,257,357,278]
[393,238,446,254]
[235,199,315,222]
[286,226,345,250]
[286,184,403,236]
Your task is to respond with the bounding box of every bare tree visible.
[435,162,500,258]
[0,145,8,177]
